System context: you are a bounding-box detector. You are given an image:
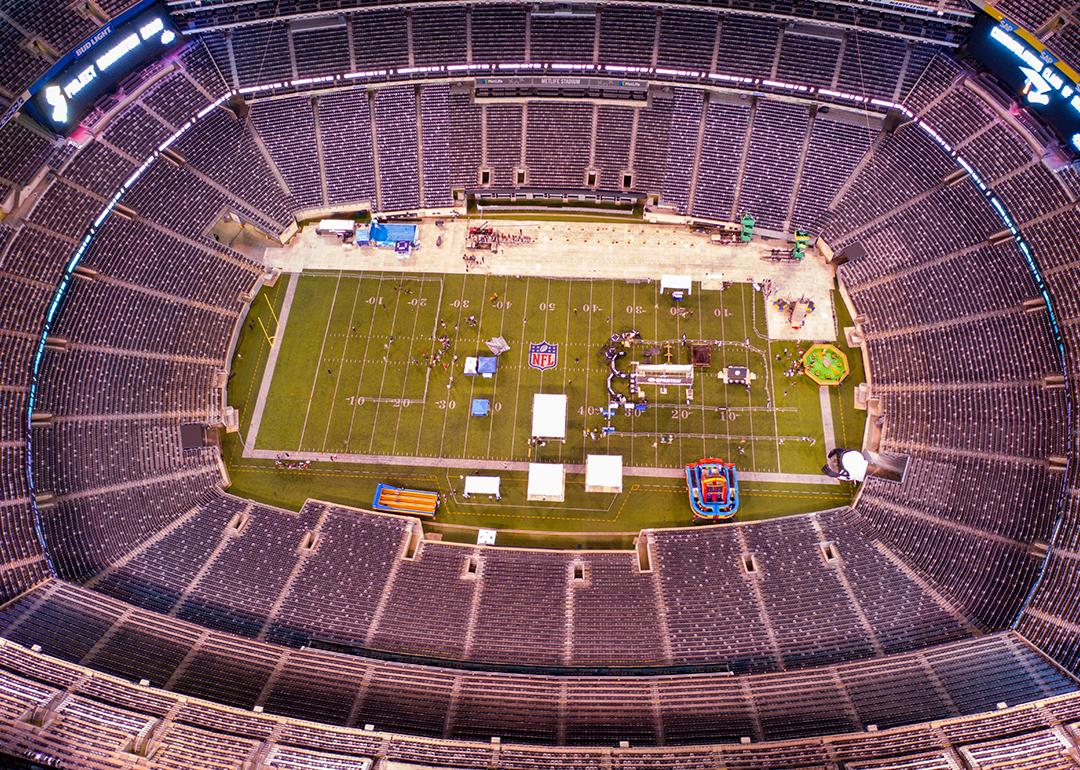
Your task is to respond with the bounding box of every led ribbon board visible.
[23,2,180,135]
[968,5,1080,154]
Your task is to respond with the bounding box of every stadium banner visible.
[21,0,181,135]
[475,76,648,102]
[969,4,1080,154]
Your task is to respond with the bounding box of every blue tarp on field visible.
[355,220,419,248]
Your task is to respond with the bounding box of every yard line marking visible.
[671,284,684,466]
[412,276,446,456]
[605,280,615,456]
[630,281,638,465]
[615,430,807,441]
[652,280,660,468]
[344,272,388,451]
[718,281,730,464]
[581,278,594,465]
[529,277,553,464]
[389,278,428,456]
[460,273,490,457]
[436,274,471,458]
[557,279,572,463]
[539,278,552,390]
[771,342,784,471]
[484,274,511,460]
[836,377,849,448]
[696,285,708,460]
[367,278,406,453]
[507,276,532,461]
[758,291,783,472]
[741,284,758,469]
[297,271,343,451]
[318,276,363,452]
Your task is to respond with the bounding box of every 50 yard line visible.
[580,278,595,465]
[533,278,553,463]
[556,279,573,463]
[506,276,532,461]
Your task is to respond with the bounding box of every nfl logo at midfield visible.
[528,341,559,371]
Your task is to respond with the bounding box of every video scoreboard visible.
[22,1,181,135]
[968,4,1080,154]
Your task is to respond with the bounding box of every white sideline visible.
[241,447,842,485]
[244,272,300,454]
[820,385,837,459]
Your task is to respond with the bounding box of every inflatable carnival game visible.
[685,459,740,520]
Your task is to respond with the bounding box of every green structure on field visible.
[792,229,810,260]
[802,343,850,386]
[739,213,756,243]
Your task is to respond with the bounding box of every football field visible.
[251,271,834,475]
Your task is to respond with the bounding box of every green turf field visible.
[253,272,836,472]
[221,269,866,547]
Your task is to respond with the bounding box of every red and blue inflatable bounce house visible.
[685,459,740,520]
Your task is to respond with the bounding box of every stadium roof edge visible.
[165,0,974,42]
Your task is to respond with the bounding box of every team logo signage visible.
[528,341,559,371]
